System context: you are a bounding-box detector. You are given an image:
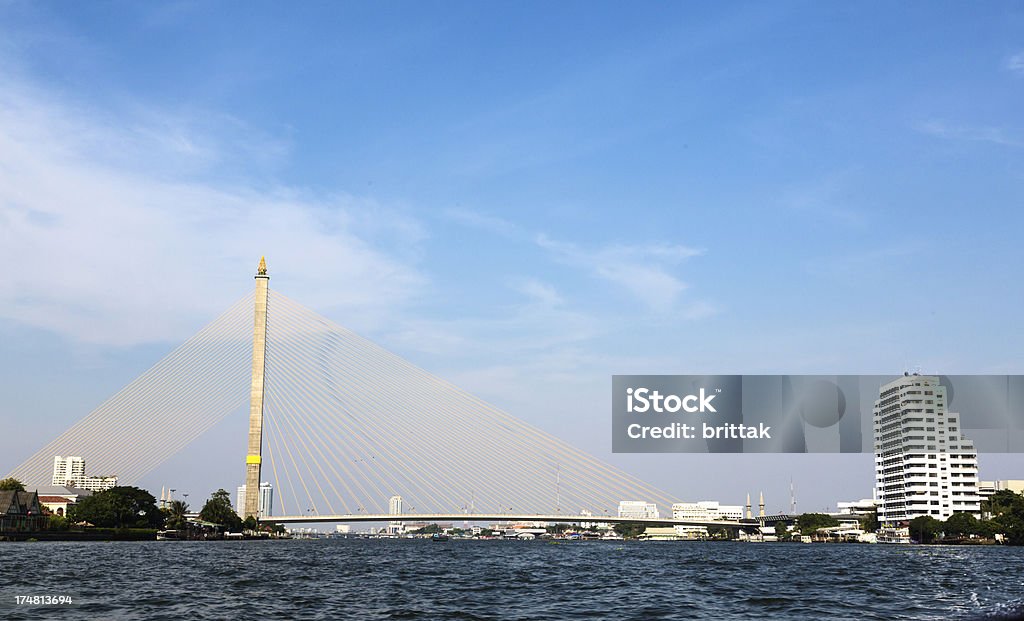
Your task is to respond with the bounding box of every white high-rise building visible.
[51,456,117,491]
[237,482,273,518]
[389,495,403,515]
[873,375,980,525]
[617,500,659,519]
[52,456,85,485]
[387,495,404,535]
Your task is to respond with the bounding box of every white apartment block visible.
[51,456,117,491]
[617,500,660,519]
[52,456,85,485]
[387,495,404,534]
[236,482,274,518]
[672,501,743,537]
[873,375,980,524]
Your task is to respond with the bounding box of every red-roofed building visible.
[38,495,73,517]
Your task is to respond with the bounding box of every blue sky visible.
[1,1,1023,512]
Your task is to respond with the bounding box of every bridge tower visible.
[243,257,270,519]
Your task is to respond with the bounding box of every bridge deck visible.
[270,513,761,528]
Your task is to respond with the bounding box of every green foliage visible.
[774,522,790,540]
[987,492,1024,545]
[163,500,189,530]
[908,515,942,544]
[242,515,258,531]
[72,486,163,529]
[546,523,571,534]
[411,523,443,534]
[613,522,647,538]
[943,512,978,538]
[983,490,1024,517]
[859,512,879,533]
[199,489,243,531]
[47,514,69,531]
[796,513,839,535]
[0,477,26,492]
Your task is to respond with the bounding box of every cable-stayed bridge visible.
[7,259,751,530]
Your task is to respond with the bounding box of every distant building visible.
[873,375,981,525]
[979,480,1024,501]
[236,482,273,518]
[38,495,74,517]
[34,485,92,503]
[52,456,85,485]
[617,500,659,519]
[51,455,117,492]
[578,509,611,530]
[672,501,743,538]
[387,495,404,535]
[639,526,680,540]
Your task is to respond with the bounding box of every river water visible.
[2,539,1023,620]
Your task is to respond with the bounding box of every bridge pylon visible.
[243,256,269,519]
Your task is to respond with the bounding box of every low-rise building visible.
[38,495,74,517]
[0,490,46,533]
[979,480,1024,501]
[671,501,743,538]
[617,500,659,519]
[640,526,681,541]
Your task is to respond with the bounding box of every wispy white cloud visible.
[444,208,712,317]
[535,234,704,314]
[512,278,564,307]
[0,69,425,346]
[1006,52,1024,76]
[441,208,522,239]
[779,170,869,228]
[916,119,1022,148]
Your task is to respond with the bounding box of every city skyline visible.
[2,3,1024,511]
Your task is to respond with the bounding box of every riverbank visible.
[0,528,157,542]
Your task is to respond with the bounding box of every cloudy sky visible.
[2,1,1023,512]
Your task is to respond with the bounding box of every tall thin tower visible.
[244,257,270,519]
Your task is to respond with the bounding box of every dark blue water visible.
[2,540,1023,620]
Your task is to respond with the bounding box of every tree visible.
[546,523,571,534]
[975,519,999,540]
[0,477,26,492]
[908,515,942,544]
[774,522,791,541]
[613,522,647,538]
[859,512,879,533]
[796,513,839,535]
[199,489,243,531]
[982,490,1024,518]
[72,486,162,528]
[242,515,258,531]
[164,500,189,530]
[943,512,978,538]
[412,523,443,534]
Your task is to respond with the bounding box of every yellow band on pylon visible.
[246,454,262,464]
